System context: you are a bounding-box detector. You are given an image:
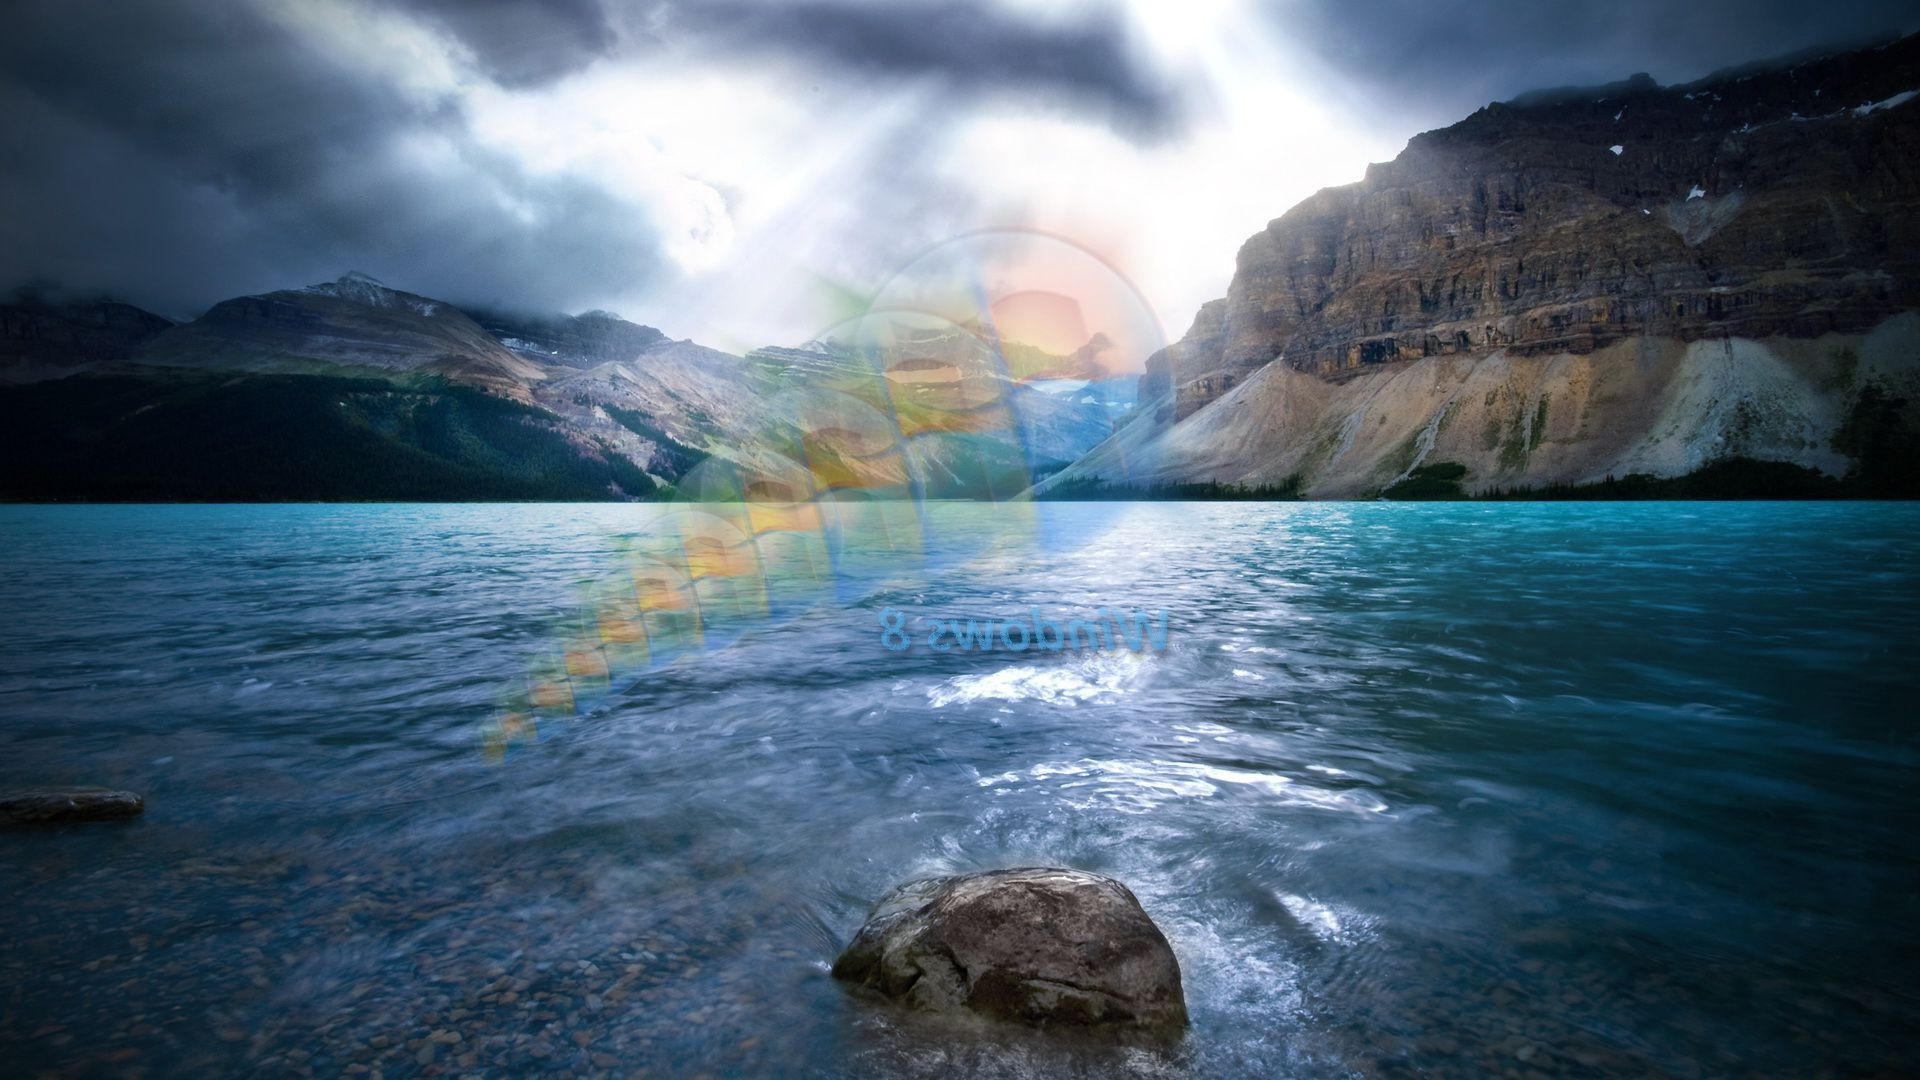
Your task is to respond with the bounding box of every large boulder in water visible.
[831,867,1188,1034]
[0,787,145,824]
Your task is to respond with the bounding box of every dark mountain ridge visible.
[471,307,668,369]
[0,274,1123,501]
[1,292,175,382]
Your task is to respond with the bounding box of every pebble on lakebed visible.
[831,867,1188,1035]
[0,787,145,824]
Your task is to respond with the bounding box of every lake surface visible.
[1,502,1916,1078]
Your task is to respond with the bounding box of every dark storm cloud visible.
[1275,0,1920,128]
[0,0,1182,319]
[657,0,1185,141]
[402,0,617,87]
[0,0,665,318]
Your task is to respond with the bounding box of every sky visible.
[3,0,1916,356]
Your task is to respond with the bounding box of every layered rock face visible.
[1090,36,1920,495]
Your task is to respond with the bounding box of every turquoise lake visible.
[1,502,1915,1077]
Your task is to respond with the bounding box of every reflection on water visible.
[1,502,1917,1078]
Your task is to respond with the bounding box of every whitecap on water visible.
[975,757,1389,816]
[1275,891,1379,946]
[233,678,274,698]
[925,652,1147,707]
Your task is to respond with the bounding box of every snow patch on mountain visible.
[1854,89,1917,116]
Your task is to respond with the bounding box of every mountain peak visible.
[300,271,394,300]
[294,271,448,316]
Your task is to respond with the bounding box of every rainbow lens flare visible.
[481,230,1166,761]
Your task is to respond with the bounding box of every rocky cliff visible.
[1057,34,1920,496]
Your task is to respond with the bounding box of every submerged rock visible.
[831,867,1187,1034]
[0,787,145,824]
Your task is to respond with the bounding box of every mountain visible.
[0,274,710,500]
[0,293,174,383]
[1045,34,1920,497]
[0,371,664,502]
[134,272,550,402]
[0,275,1126,501]
[473,307,668,369]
